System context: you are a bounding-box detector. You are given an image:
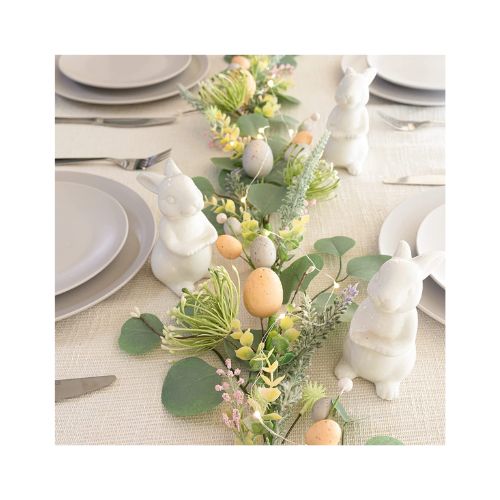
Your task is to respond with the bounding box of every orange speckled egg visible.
[305,419,342,445]
[243,268,283,318]
[292,130,313,145]
[231,55,251,69]
[216,235,242,260]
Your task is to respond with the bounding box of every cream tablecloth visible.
[55,55,445,445]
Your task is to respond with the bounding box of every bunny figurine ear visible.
[137,172,164,194]
[393,240,412,260]
[364,67,377,85]
[413,251,445,279]
[164,158,182,178]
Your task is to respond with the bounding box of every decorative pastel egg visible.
[223,216,242,236]
[243,267,283,318]
[250,235,276,268]
[305,419,342,445]
[216,235,242,260]
[311,397,333,422]
[242,140,274,179]
[231,55,251,70]
[292,130,313,145]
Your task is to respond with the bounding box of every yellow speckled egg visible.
[292,130,313,145]
[243,268,283,318]
[216,235,242,260]
[231,55,251,69]
[305,419,342,445]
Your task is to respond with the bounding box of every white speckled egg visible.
[250,235,276,268]
[223,216,242,236]
[242,139,274,179]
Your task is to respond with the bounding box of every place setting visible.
[55,55,446,446]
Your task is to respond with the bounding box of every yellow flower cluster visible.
[204,106,246,158]
[279,214,310,240]
[255,94,280,118]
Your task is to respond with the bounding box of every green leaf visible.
[247,183,287,215]
[314,236,355,257]
[267,135,290,158]
[211,157,240,171]
[339,302,358,322]
[236,113,269,137]
[161,357,222,416]
[276,93,301,105]
[224,330,262,369]
[218,168,252,194]
[278,352,295,365]
[223,55,234,63]
[365,436,404,445]
[280,254,324,303]
[333,400,350,424]
[268,114,299,130]
[192,176,215,199]
[277,55,298,67]
[262,162,285,186]
[203,207,224,235]
[347,255,392,281]
[271,335,289,354]
[119,313,163,355]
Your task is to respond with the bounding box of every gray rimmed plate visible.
[55,171,155,321]
[55,55,209,105]
[341,55,446,106]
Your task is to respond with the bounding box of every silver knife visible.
[383,174,445,186]
[55,375,116,402]
[55,109,198,128]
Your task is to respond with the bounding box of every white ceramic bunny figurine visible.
[323,66,377,175]
[137,159,218,296]
[335,241,444,400]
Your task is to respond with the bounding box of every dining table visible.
[55,55,445,445]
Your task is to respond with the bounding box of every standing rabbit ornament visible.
[323,66,377,175]
[335,241,444,400]
[137,159,217,296]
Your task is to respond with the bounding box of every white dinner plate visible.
[55,181,129,295]
[379,188,445,324]
[367,55,445,91]
[58,55,192,89]
[55,172,155,321]
[55,55,209,105]
[341,55,446,106]
[416,204,445,289]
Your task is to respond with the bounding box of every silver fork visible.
[55,147,171,170]
[378,111,445,131]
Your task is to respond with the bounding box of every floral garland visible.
[119,56,402,446]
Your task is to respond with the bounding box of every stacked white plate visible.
[341,55,445,106]
[379,188,445,324]
[55,172,155,321]
[55,54,209,105]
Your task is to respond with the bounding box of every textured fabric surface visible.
[55,55,445,445]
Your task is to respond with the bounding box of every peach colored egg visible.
[292,130,313,145]
[216,235,242,260]
[231,55,251,69]
[243,268,283,318]
[305,419,342,445]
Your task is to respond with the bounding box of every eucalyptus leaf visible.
[276,93,301,105]
[280,254,324,303]
[161,357,222,416]
[278,55,298,67]
[314,236,355,257]
[339,302,358,323]
[247,184,287,215]
[192,176,215,199]
[365,436,404,445]
[236,113,269,137]
[268,114,300,130]
[211,157,240,171]
[119,313,163,355]
[347,255,392,281]
[333,400,350,423]
[223,55,234,63]
[267,135,290,158]
[262,162,285,186]
[203,207,224,235]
